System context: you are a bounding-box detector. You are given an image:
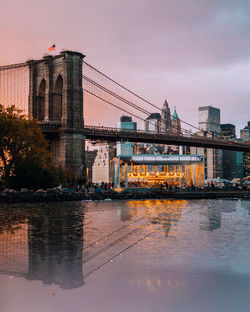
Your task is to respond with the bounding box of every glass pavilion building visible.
[111,154,204,188]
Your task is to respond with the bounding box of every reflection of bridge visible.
[0,201,183,288]
[1,51,250,176]
[0,200,246,289]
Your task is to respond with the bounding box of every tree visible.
[0,104,57,189]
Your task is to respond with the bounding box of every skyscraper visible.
[240,122,250,141]
[191,106,223,179]
[221,124,243,180]
[198,106,221,133]
[161,99,171,132]
[171,107,181,135]
[144,112,162,154]
[240,121,250,176]
[221,124,236,139]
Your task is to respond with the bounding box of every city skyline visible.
[1,0,250,134]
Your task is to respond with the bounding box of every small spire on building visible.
[172,106,179,119]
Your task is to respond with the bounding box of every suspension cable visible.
[83,61,202,133]
[83,77,191,135]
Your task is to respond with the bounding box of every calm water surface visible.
[0,199,249,312]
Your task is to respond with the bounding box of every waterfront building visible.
[240,121,250,176]
[85,149,98,182]
[92,145,115,183]
[117,116,137,156]
[191,106,223,179]
[111,154,204,188]
[220,124,243,180]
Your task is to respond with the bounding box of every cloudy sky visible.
[1,0,250,134]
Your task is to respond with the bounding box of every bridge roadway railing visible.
[84,125,250,153]
[38,122,250,152]
[0,62,27,71]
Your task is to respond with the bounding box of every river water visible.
[0,199,249,312]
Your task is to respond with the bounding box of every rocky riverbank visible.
[0,188,249,203]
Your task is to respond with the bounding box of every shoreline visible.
[0,188,249,203]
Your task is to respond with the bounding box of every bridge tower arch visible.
[27,51,85,178]
[37,78,46,121]
[53,74,63,121]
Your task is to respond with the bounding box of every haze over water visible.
[0,199,250,312]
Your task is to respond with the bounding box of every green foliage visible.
[8,156,58,190]
[56,166,77,187]
[0,104,58,190]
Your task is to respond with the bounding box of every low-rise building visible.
[111,154,204,188]
[92,145,115,183]
[85,149,98,182]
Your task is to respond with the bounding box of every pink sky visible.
[1,0,250,135]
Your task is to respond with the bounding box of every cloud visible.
[2,0,250,69]
[1,0,250,133]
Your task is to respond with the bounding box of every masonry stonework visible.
[27,51,85,177]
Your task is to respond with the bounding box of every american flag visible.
[48,44,56,52]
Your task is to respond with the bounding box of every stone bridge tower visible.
[27,51,85,178]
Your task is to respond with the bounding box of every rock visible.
[47,187,61,194]
[3,189,17,193]
[20,188,30,192]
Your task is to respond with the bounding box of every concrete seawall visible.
[0,188,249,203]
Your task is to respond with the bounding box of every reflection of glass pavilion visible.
[111,154,204,188]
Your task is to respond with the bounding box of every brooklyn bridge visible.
[0,50,249,176]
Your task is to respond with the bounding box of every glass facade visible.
[197,106,223,179]
[240,122,250,176]
[198,106,221,133]
[111,155,204,188]
[117,116,137,156]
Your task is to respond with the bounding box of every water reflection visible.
[199,200,236,231]
[127,200,186,237]
[27,204,84,289]
[0,199,249,294]
[0,203,84,289]
[127,273,186,293]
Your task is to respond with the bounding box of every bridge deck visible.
[39,123,250,152]
[84,126,250,152]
